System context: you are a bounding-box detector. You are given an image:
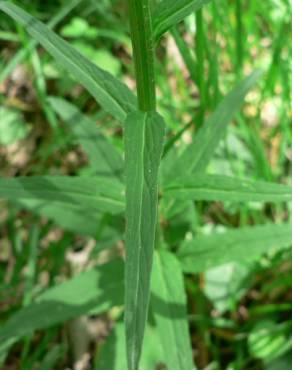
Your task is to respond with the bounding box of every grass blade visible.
[151,250,195,370]
[179,223,292,273]
[163,70,262,182]
[164,174,292,203]
[0,176,124,214]
[124,111,165,370]
[0,2,137,123]
[170,28,197,85]
[49,97,124,180]
[153,0,213,41]
[0,260,124,342]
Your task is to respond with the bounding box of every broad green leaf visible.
[163,70,262,183]
[0,176,124,215]
[153,0,213,41]
[48,97,124,180]
[163,174,292,203]
[124,111,165,370]
[96,321,165,370]
[179,223,292,273]
[0,260,124,342]
[0,2,137,123]
[151,250,195,370]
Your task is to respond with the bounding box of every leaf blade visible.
[16,199,103,236]
[0,2,137,123]
[179,223,292,273]
[0,176,125,214]
[163,70,262,182]
[124,111,165,370]
[153,0,213,41]
[151,250,195,370]
[0,260,124,342]
[164,174,292,203]
[49,97,124,180]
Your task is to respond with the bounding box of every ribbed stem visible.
[128,0,156,111]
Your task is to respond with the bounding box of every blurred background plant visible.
[0,0,291,369]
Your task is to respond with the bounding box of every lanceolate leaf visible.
[0,2,137,123]
[163,70,262,183]
[153,0,213,41]
[179,223,292,273]
[151,250,195,370]
[163,175,292,203]
[124,111,165,370]
[49,97,124,180]
[16,199,105,236]
[0,260,124,342]
[0,176,125,214]
[15,198,122,244]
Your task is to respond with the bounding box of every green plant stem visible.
[128,0,156,111]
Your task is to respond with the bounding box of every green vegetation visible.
[0,0,291,369]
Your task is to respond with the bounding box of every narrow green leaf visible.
[0,0,83,84]
[151,250,195,370]
[49,97,124,180]
[124,111,165,370]
[179,223,292,273]
[153,0,213,41]
[0,260,124,342]
[163,70,262,182]
[0,176,125,214]
[170,28,197,84]
[164,174,292,203]
[13,198,97,235]
[0,2,137,123]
